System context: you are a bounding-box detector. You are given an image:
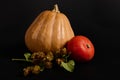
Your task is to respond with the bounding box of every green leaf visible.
[24,53,31,61]
[61,60,75,72]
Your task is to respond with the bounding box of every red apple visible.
[67,35,95,62]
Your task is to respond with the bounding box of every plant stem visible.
[52,4,60,13]
[12,58,33,62]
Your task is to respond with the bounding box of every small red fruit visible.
[67,35,95,62]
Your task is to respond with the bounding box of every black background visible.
[0,0,120,80]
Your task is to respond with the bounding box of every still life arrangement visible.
[12,4,95,76]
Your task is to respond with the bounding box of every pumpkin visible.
[25,4,75,53]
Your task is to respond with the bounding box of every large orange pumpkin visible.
[25,4,75,53]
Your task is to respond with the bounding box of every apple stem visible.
[86,44,90,48]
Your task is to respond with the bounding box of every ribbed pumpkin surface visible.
[25,4,75,53]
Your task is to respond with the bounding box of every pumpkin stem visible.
[52,4,60,13]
